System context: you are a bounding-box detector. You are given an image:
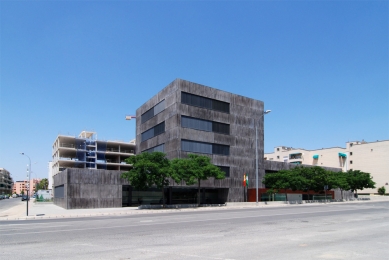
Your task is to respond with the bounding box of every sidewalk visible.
[1,196,388,221]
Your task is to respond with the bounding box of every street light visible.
[20,152,31,216]
[256,110,271,206]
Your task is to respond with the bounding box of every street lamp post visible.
[255,110,271,206]
[20,153,31,216]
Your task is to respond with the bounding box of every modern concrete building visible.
[136,78,266,203]
[265,140,389,194]
[52,131,136,209]
[52,131,135,176]
[0,168,13,195]
[53,79,347,209]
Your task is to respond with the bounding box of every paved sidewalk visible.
[1,196,388,221]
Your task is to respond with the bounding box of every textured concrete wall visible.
[53,169,68,209]
[53,169,129,209]
[136,79,265,202]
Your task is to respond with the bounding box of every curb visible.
[0,198,386,221]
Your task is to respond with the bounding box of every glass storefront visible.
[122,186,228,207]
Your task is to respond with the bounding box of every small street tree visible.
[39,178,49,190]
[377,186,386,196]
[331,171,350,200]
[345,170,376,197]
[171,154,225,206]
[121,152,171,207]
[263,170,294,201]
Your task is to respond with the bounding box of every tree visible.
[40,178,49,190]
[345,170,376,197]
[331,171,350,200]
[263,168,308,201]
[378,186,386,195]
[121,152,171,207]
[171,154,225,206]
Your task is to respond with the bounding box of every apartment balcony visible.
[60,143,75,148]
[289,153,302,160]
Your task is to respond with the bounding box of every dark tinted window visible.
[141,122,165,142]
[181,140,229,156]
[141,108,154,123]
[181,139,212,154]
[54,185,64,198]
[212,121,230,134]
[182,116,229,135]
[182,116,212,132]
[217,166,230,177]
[143,144,164,153]
[212,143,230,156]
[141,100,165,124]
[181,92,229,113]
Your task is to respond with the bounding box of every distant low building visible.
[265,140,389,195]
[12,179,40,195]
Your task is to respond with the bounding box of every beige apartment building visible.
[12,179,40,195]
[52,131,135,176]
[265,140,389,195]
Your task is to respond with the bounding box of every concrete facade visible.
[53,168,129,209]
[347,140,389,194]
[136,79,266,202]
[0,168,13,195]
[52,131,135,176]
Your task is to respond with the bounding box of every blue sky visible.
[1,1,388,182]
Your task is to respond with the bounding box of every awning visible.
[338,152,347,158]
[313,154,319,159]
[289,152,302,155]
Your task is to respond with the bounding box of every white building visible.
[48,162,53,190]
[265,140,389,195]
[52,131,135,176]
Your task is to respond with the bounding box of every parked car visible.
[0,195,3,200]
[21,195,29,201]
[3,195,9,199]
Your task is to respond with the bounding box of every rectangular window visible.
[181,92,229,113]
[143,144,165,153]
[181,139,229,156]
[181,139,212,154]
[54,185,64,198]
[181,116,229,135]
[217,166,230,177]
[141,121,165,142]
[212,121,230,135]
[141,100,166,124]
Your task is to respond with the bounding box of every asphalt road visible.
[0,201,388,260]
[0,197,24,211]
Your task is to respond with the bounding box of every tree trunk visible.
[198,179,201,207]
[340,189,343,200]
[285,191,288,202]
